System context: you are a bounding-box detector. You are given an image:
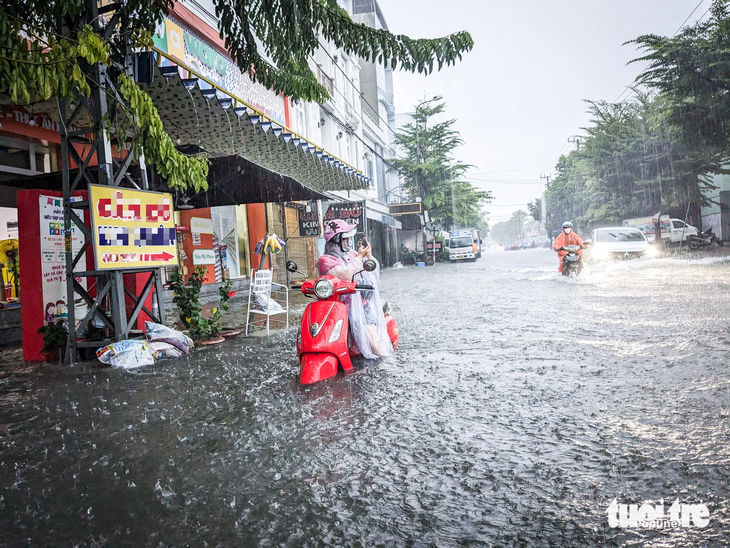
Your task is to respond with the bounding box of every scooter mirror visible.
[285,260,298,272]
[584,239,593,246]
[363,259,377,272]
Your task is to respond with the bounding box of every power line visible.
[315,41,401,138]
[612,0,709,104]
[465,178,546,185]
[674,0,707,34]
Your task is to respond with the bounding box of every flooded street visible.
[2,249,730,547]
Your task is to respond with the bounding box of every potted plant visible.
[168,267,235,345]
[217,279,241,338]
[37,320,68,363]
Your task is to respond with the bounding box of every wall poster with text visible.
[39,195,87,327]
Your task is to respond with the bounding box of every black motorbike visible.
[560,244,584,276]
[688,228,724,250]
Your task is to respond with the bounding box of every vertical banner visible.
[39,195,87,326]
[324,201,365,234]
[89,185,178,269]
[297,203,321,237]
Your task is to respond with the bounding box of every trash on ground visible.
[96,340,155,368]
[147,341,183,360]
[145,321,190,354]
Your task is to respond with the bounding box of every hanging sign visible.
[193,249,215,265]
[190,217,214,234]
[89,185,178,270]
[39,195,87,326]
[298,203,320,237]
[324,201,365,234]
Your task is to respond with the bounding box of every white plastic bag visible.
[96,340,155,368]
[255,294,283,313]
[147,341,183,361]
[145,321,189,354]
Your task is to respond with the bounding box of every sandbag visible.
[96,340,154,368]
[147,341,183,360]
[145,321,189,353]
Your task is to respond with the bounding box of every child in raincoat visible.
[317,219,393,359]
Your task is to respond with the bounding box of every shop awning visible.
[140,61,369,195]
[0,154,328,209]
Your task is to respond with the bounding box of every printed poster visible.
[39,195,87,326]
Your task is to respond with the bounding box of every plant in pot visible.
[168,267,234,344]
[37,320,68,363]
[217,279,240,338]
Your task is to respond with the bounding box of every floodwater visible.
[1,249,729,547]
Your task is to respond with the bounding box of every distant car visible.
[585,227,659,262]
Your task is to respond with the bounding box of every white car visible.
[585,227,659,262]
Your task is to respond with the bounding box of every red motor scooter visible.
[287,259,399,384]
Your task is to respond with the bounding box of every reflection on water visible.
[1,249,729,546]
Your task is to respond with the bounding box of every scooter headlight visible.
[313,278,335,299]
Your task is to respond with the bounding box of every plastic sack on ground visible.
[254,294,283,313]
[145,321,189,354]
[96,340,154,368]
[147,341,183,360]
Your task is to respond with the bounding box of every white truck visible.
[448,229,480,262]
[622,216,698,243]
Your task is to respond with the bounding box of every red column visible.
[17,189,89,361]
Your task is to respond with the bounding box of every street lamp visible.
[412,95,442,265]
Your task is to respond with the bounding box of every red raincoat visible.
[553,230,585,272]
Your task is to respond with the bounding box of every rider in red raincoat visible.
[553,221,588,273]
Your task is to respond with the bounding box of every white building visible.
[288,0,401,264]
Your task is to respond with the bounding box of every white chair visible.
[245,269,289,335]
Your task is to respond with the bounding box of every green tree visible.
[0,1,473,191]
[630,0,730,173]
[544,93,713,235]
[390,101,491,229]
[489,218,520,245]
[527,198,542,223]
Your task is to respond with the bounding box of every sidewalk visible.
[660,242,730,259]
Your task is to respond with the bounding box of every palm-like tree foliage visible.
[390,102,491,229]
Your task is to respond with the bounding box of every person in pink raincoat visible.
[317,219,392,359]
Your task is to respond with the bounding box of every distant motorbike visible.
[688,228,724,250]
[560,244,584,276]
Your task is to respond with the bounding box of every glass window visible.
[450,236,473,247]
[0,141,31,170]
[595,230,645,242]
[672,220,685,229]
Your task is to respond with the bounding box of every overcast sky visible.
[378,0,711,225]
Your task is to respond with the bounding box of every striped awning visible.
[140,63,369,194]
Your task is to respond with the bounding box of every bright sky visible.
[379,0,712,224]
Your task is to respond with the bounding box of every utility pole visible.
[413,95,441,265]
[568,135,583,150]
[540,174,552,187]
